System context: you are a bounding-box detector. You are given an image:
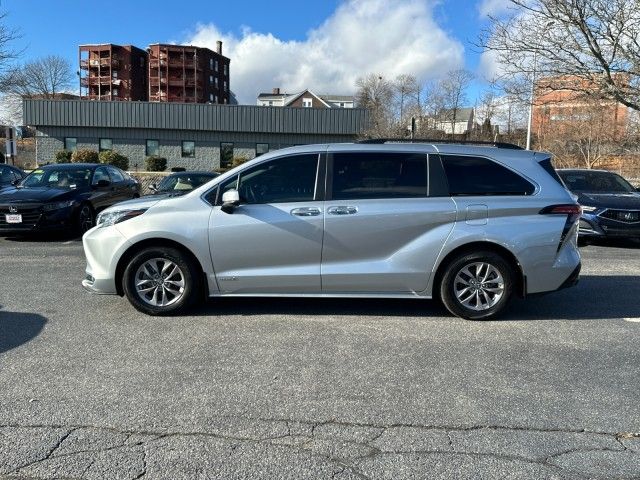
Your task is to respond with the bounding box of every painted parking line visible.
[624,318,640,323]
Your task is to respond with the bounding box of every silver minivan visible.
[82,142,581,320]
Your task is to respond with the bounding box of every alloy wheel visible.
[79,206,94,233]
[453,262,505,311]
[134,258,186,307]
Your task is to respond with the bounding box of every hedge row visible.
[54,149,132,171]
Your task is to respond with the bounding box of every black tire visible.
[122,246,200,316]
[439,250,515,321]
[77,204,95,236]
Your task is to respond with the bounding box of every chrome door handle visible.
[290,207,321,217]
[327,206,358,215]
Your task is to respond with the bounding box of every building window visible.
[256,143,269,156]
[220,142,234,168]
[99,138,113,152]
[64,137,77,151]
[215,60,219,72]
[223,64,227,75]
[268,100,273,106]
[182,141,195,158]
[146,139,159,156]
[223,81,227,91]
[339,102,345,108]
[209,93,214,102]
[215,77,219,88]
[303,98,312,108]
[112,71,118,78]
[215,95,219,103]
[209,75,214,84]
[209,58,214,70]
[112,88,119,96]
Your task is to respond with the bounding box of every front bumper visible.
[0,205,78,235]
[82,225,132,295]
[579,213,640,239]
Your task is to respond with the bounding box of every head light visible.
[96,208,147,228]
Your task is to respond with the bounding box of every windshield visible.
[20,167,92,189]
[558,171,636,193]
[157,173,217,193]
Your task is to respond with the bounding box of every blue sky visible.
[3,0,504,103]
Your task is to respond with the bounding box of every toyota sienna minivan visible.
[82,141,581,320]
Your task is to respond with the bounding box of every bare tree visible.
[355,73,395,137]
[0,11,21,92]
[480,0,640,111]
[6,55,73,98]
[437,69,475,135]
[538,95,619,169]
[393,74,421,123]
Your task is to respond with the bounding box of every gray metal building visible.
[23,99,370,170]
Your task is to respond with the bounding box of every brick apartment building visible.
[532,75,629,140]
[79,44,147,101]
[79,41,230,104]
[148,42,230,104]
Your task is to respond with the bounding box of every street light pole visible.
[526,50,538,151]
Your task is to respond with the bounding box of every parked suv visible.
[82,142,581,320]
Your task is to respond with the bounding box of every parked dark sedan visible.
[149,171,219,197]
[0,163,140,236]
[558,169,640,240]
[0,164,26,190]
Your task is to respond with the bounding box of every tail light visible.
[540,204,581,251]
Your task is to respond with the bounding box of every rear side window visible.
[441,155,535,196]
[538,158,565,187]
[331,152,427,200]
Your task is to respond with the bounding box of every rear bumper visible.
[558,263,581,290]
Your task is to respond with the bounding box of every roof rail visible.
[356,138,524,150]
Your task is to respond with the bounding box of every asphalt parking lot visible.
[0,236,639,479]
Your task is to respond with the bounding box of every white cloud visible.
[478,0,512,18]
[186,0,464,104]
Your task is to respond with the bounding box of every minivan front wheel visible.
[123,246,199,315]
[440,251,514,320]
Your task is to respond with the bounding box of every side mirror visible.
[221,189,240,214]
[149,183,158,192]
[94,179,111,188]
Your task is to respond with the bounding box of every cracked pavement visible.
[0,238,639,479]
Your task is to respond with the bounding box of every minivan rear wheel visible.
[123,246,199,315]
[440,251,514,320]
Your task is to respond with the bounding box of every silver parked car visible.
[82,142,581,320]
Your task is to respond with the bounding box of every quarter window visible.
[64,137,77,152]
[440,155,535,196]
[331,152,428,200]
[181,141,196,158]
[145,139,159,157]
[236,154,318,204]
